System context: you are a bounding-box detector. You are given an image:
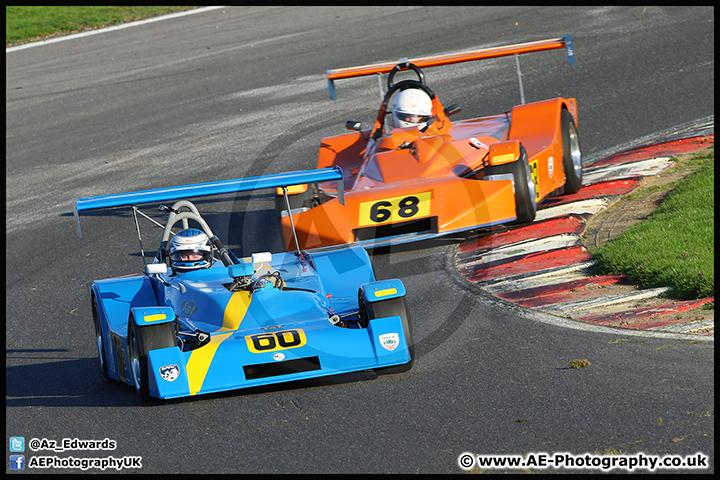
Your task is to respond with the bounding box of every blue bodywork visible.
[77,168,411,400]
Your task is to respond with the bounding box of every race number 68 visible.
[358,191,432,227]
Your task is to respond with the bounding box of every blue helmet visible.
[169,228,212,272]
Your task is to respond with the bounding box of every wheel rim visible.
[568,123,582,178]
[130,333,142,391]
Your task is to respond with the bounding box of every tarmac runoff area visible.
[454,133,714,339]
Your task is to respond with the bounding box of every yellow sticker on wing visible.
[374,288,398,298]
[143,313,167,323]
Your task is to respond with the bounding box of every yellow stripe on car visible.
[219,290,252,332]
[185,291,252,395]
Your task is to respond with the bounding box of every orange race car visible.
[276,36,581,250]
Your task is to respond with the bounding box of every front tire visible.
[489,145,536,224]
[128,315,176,399]
[359,293,414,375]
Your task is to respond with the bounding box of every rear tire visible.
[561,109,583,194]
[128,315,176,399]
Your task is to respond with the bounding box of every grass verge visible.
[6,6,198,46]
[590,147,714,300]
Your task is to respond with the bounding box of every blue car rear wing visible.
[73,167,344,239]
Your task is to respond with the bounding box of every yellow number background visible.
[245,329,307,354]
[358,191,432,227]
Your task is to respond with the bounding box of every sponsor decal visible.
[159,364,179,382]
[548,156,554,178]
[379,333,400,351]
[529,160,541,201]
[470,137,488,150]
[273,352,286,361]
[181,300,198,316]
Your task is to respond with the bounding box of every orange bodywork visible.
[279,37,578,250]
[280,96,577,251]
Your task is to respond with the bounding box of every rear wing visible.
[73,167,344,238]
[327,35,574,100]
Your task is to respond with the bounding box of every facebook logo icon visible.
[9,455,25,470]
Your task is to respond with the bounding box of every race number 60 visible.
[245,329,307,353]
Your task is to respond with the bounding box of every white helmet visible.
[392,88,433,130]
[169,228,213,272]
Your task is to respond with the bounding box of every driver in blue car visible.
[169,228,213,273]
[392,88,433,130]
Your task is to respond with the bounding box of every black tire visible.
[128,315,176,399]
[91,296,110,380]
[561,109,583,194]
[489,145,536,224]
[359,292,414,374]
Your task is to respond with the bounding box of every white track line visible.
[6,6,226,53]
[582,157,674,185]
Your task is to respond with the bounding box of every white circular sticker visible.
[273,352,286,361]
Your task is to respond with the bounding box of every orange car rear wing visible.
[327,35,574,101]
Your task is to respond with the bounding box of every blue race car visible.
[74,168,413,400]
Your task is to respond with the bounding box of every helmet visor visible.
[394,112,431,125]
[171,249,211,269]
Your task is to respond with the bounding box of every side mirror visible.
[251,252,272,265]
[444,103,461,117]
[345,120,362,131]
[145,263,168,275]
